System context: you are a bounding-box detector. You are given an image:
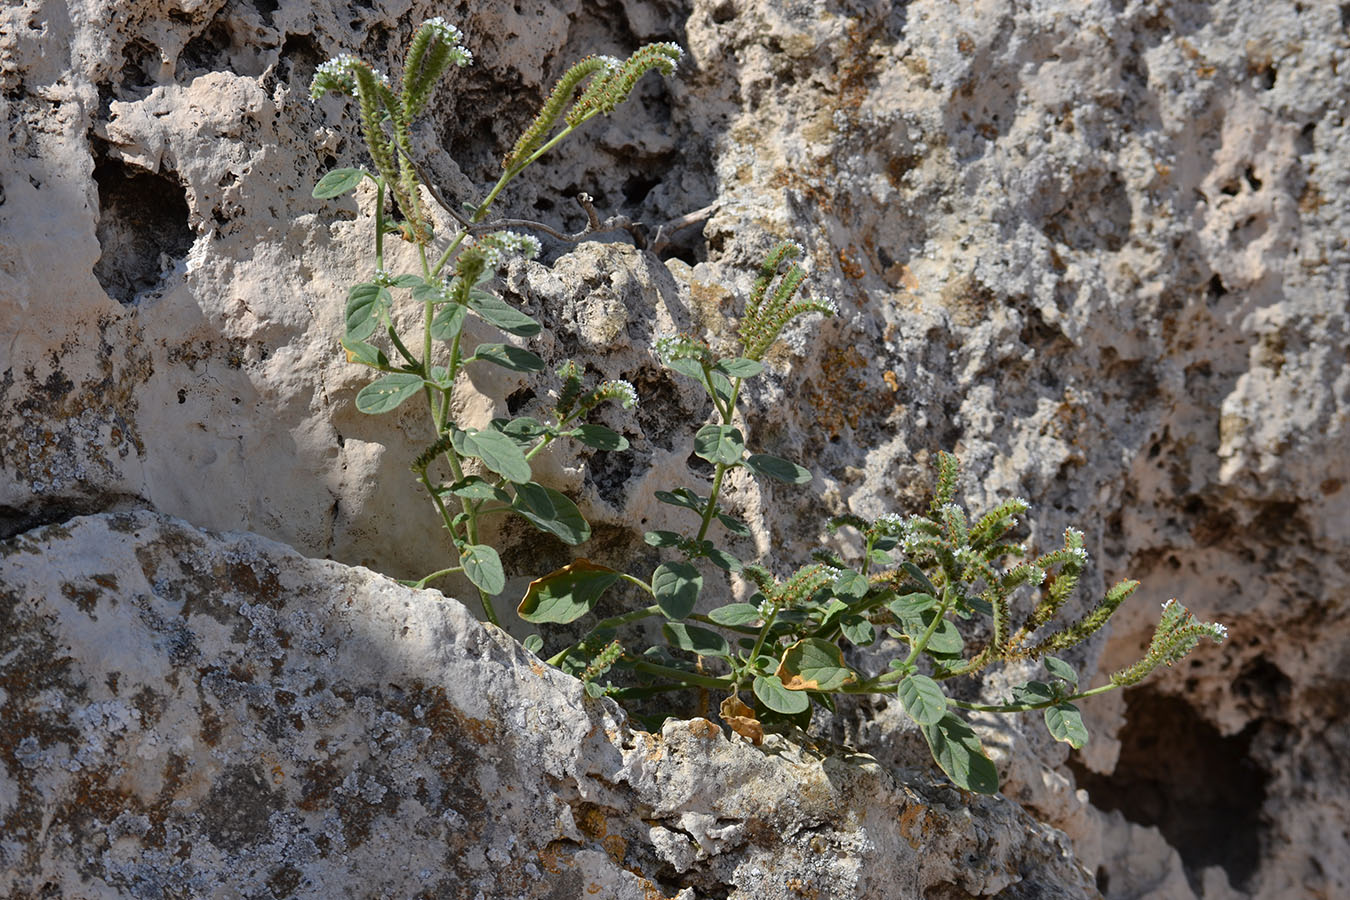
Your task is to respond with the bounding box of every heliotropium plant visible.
[310,20,1226,795]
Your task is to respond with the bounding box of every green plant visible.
[311,22,1226,795]
[309,19,679,625]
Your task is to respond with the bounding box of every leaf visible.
[900,562,938,596]
[341,337,388,368]
[492,416,549,445]
[430,303,467,341]
[355,373,424,414]
[312,167,366,198]
[832,569,870,600]
[391,274,424,289]
[1045,656,1078,685]
[470,343,545,372]
[643,530,684,548]
[517,560,620,624]
[461,544,505,595]
[664,356,706,381]
[1044,703,1089,749]
[693,424,746,465]
[1011,680,1056,705]
[888,591,937,618]
[654,489,704,512]
[663,622,731,659]
[839,614,876,646]
[715,357,764,378]
[897,674,948,726]
[753,674,810,715]
[743,453,812,485]
[467,291,542,336]
[345,282,390,342]
[707,603,761,626]
[922,713,999,794]
[571,424,628,451]
[446,476,510,502]
[702,546,742,572]
[716,513,751,536]
[522,633,544,654]
[512,481,590,545]
[720,694,763,745]
[775,638,858,692]
[452,428,532,484]
[910,610,964,657]
[652,561,702,621]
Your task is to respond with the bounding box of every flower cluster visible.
[309,55,389,101]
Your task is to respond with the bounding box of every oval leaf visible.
[654,489,703,512]
[898,674,948,726]
[345,282,389,342]
[652,561,702,621]
[452,428,532,484]
[461,544,505,595]
[716,513,751,536]
[753,674,810,715]
[431,303,467,341]
[832,569,869,600]
[1044,703,1089,749]
[839,614,875,647]
[313,167,366,199]
[341,337,388,368]
[517,559,620,624]
[744,453,812,485]
[644,530,683,548]
[707,603,761,626]
[512,482,590,545]
[922,712,999,794]
[1044,656,1078,685]
[775,638,857,692]
[571,424,628,451]
[467,291,542,336]
[888,591,937,618]
[662,622,730,659]
[693,424,745,465]
[471,343,545,372]
[715,357,764,378]
[446,476,509,502]
[355,373,423,414]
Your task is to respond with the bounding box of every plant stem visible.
[902,585,957,668]
[545,600,662,667]
[629,659,733,691]
[694,375,744,543]
[950,682,1118,713]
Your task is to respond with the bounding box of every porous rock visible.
[0,511,1097,898]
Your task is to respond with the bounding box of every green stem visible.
[742,597,781,679]
[694,375,744,543]
[545,599,662,667]
[902,585,957,668]
[412,566,465,590]
[374,180,386,269]
[950,682,1118,713]
[629,659,734,691]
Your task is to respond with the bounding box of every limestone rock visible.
[0,512,1097,898]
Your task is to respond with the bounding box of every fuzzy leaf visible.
[693,425,745,465]
[461,544,506,595]
[341,337,388,368]
[355,373,423,414]
[446,476,510,502]
[345,283,390,342]
[452,428,532,484]
[911,610,964,656]
[898,674,948,726]
[1011,681,1056,705]
[707,603,761,626]
[652,561,702,620]
[643,530,683,548]
[430,303,467,341]
[523,634,544,654]
[313,167,366,198]
[889,591,937,618]
[832,569,870,599]
[1044,656,1078,685]
[715,357,765,378]
[753,674,810,715]
[922,713,999,794]
[1044,703,1089,748]
[743,453,812,484]
[571,424,628,451]
[702,546,742,572]
[839,614,875,647]
[467,292,542,336]
[518,560,620,624]
[663,622,730,659]
[512,482,590,545]
[470,343,545,372]
[776,638,857,692]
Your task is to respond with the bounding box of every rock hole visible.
[92,144,194,305]
[1068,689,1268,892]
[1206,274,1227,300]
[251,0,279,27]
[1342,4,1350,30]
[709,1,738,24]
[1219,180,1240,196]
[1244,166,1262,190]
[178,17,234,76]
[622,173,661,207]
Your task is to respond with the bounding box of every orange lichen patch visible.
[785,876,820,898]
[687,717,721,741]
[529,661,548,677]
[574,803,609,841]
[801,343,890,438]
[939,274,996,328]
[602,833,627,863]
[838,245,866,279]
[537,841,575,876]
[882,370,900,392]
[898,802,929,849]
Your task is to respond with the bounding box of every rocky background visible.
[1,0,1346,898]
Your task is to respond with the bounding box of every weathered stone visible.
[0,512,1098,898]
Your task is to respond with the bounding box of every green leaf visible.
[470,343,545,372]
[1011,681,1056,705]
[518,560,620,624]
[922,713,999,794]
[716,513,751,536]
[345,283,390,342]
[709,371,734,404]
[312,167,366,198]
[888,591,937,618]
[571,424,628,451]
[512,482,590,545]
[523,633,544,654]
[839,614,875,646]
[911,610,964,656]
[461,544,506,595]
[430,303,467,341]
[652,561,702,620]
[654,489,704,512]
[832,569,869,600]
[446,476,510,502]
[467,291,542,336]
[341,337,388,368]
[715,357,764,378]
[1045,656,1078,685]
[693,424,746,465]
[743,453,812,485]
[898,674,948,726]
[707,603,761,626]
[665,356,706,381]
[452,428,532,484]
[900,562,938,596]
[662,622,730,659]
[1044,703,1089,749]
[643,530,683,548]
[702,547,742,572]
[775,638,857,692]
[355,373,424,414]
[391,274,424,288]
[492,416,549,445]
[753,674,810,715]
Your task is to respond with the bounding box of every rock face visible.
[0,512,1097,898]
[1,0,1346,898]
